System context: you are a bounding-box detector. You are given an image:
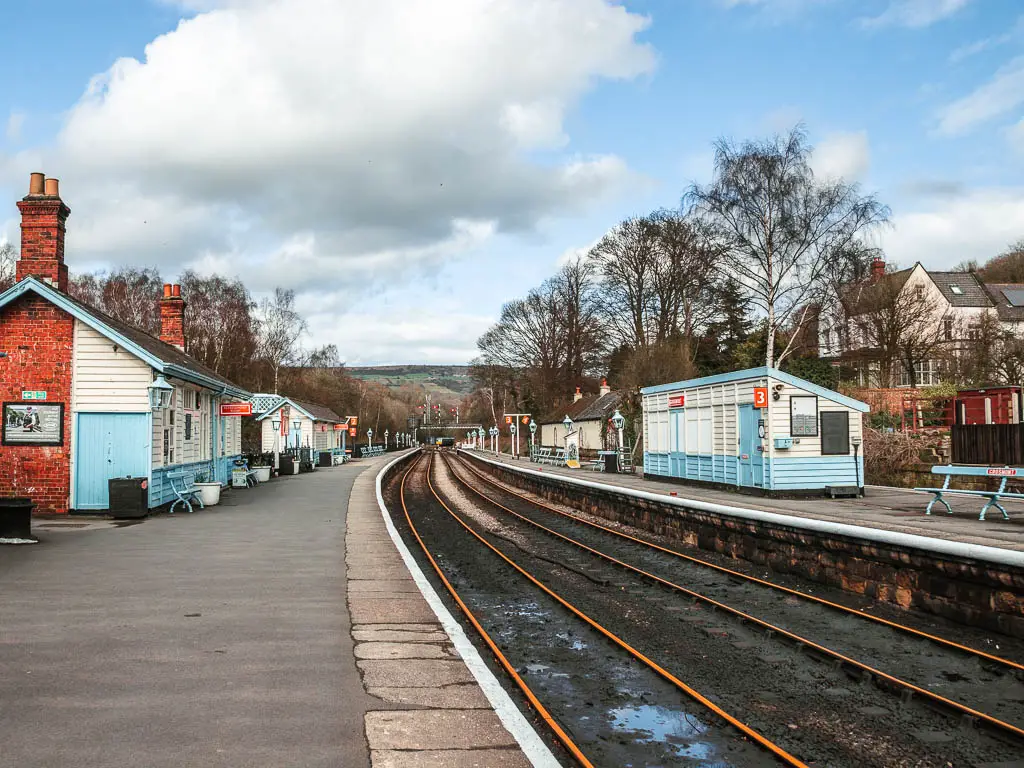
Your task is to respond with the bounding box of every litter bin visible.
[108,477,149,519]
[601,451,618,473]
[0,497,34,540]
[279,454,295,475]
[318,451,333,468]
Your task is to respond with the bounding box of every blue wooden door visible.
[74,413,150,510]
[738,405,765,488]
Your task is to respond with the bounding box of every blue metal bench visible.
[915,465,1024,521]
[167,470,204,514]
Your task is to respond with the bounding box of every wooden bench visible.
[167,470,204,514]
[915,465,1024,521]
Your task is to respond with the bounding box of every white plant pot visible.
[195,482,222,507]
[253,466,272,483]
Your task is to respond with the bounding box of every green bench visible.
[915,465,1024,521]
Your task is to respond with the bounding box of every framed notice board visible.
[2,402,65,446]
[790,396,818,437]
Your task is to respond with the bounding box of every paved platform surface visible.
[468,450,1024,553]
[0,453,531,768]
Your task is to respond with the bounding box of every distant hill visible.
[346,365,475,399]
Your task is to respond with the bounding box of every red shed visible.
[954,387,1022,425]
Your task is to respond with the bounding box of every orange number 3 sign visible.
[753,387,768,408]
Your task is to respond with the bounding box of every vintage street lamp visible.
[384,429,389,449]
[611,408,626,469]
[148,375,174,411]
[367,427,374,448]
[563,414,574,435]
[528,418,537,459]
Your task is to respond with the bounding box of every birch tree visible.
[685,125,889,368]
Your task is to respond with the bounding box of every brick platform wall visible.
[460,451,1024,640]
[0,294,75,515]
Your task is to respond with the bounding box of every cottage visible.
[0,173,251,515]
[255,396,346,455]
[641,367,869,495]
[539,379,622,451]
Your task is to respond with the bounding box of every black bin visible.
[318,452,333,467]
[0,497,34,540]
[108,477,149,519]
[603,452,618,473]
[279,455,295,475]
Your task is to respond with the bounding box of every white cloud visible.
[935,56,1024,135]
[880,187,1024,269]
[5,112,24,142]
[555,237,601,267]
[861,0,970,29]
[4,0,654,293]
[950,15,1024,62]
[812,130,870,181]
[303,307,493,365]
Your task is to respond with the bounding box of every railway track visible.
[387,449,1024,766]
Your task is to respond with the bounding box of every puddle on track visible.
[610,703,733,767]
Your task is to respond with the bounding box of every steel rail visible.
[443,452,1024,742]
[420,451,810,767]
[455,452,1024,674]
[397,453,595,768]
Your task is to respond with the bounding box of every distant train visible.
[434,437,455,448]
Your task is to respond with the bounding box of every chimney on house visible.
[573,386,583,403]
[599,378,611,396]
[16,172,71,292]
[159,283,186,350]
[870,257,886,281]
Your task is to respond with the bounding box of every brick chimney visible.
[16,172,71,292]
[573,386,583,403]
[870,257,886,281]
[599,378,611,396]
[159,284,186,349]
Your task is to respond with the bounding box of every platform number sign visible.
[505,415,513,425]
[753,387,769,409]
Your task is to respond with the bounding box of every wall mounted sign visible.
[21,390,47,400]
[219,402,253,417]
[753,387,769,408]
[348,427,357,437]
[3,402,64,445]
[334,423,345,431]
[790,395,819,437]
[668,394,685,408]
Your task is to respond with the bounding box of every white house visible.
[255,396,345,455]
[539,380,622,452]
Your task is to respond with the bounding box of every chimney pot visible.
[172,284,181,298]
[871,257,886,280]
[28,173,45,196]
[44,178,60,197]
[160,284,186,349]
[163,283,172,298]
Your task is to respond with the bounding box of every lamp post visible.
[489,426,497,452]
[509,421,518,458]
[367,428,373,448]
[528,419,537,460]
[611,408,626,471]
[563,414,573,437]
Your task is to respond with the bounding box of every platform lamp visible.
[562,414,573,436]
[384,429,389,449]
[148,375,174,411]
[367,427,373,448]
[528,418,537,459]
[611,408,626,470]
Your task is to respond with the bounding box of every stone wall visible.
[462,452,1024,639]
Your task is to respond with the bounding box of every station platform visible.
[467,450,1024,555]
[0,452,541,768]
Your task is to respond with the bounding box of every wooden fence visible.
[951,424,1024,465]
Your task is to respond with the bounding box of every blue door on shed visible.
[738,404,765,488]
[74,413,150,510]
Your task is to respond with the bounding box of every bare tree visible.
[257,288,307,394]
[179,271,259,383]
[686,124,889,368]
[552,257,605,382]
[0,242,16,292]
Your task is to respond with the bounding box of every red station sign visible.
[219,402,253,417]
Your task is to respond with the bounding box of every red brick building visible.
[0,173,250,515]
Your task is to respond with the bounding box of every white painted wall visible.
[72,321,151,412]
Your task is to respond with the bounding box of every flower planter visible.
[194,482,222,507]
[253,466,272,483]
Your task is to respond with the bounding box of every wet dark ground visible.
[385,451,1024,767]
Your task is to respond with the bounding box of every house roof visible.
[539,390,622,425]
[928,271,993,307]
[839,267,913,316]
[640,366,870,413]
[982,283,1024,321]
[0,277,250,399]
[255,395,342,423]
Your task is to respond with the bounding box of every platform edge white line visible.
[374,450,562,768]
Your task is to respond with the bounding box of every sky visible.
[2,0,1023,364]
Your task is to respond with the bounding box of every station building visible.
[539,379,621,451]
[0,173,251,515]
[254,395,346,454]
[641,367,869,494]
